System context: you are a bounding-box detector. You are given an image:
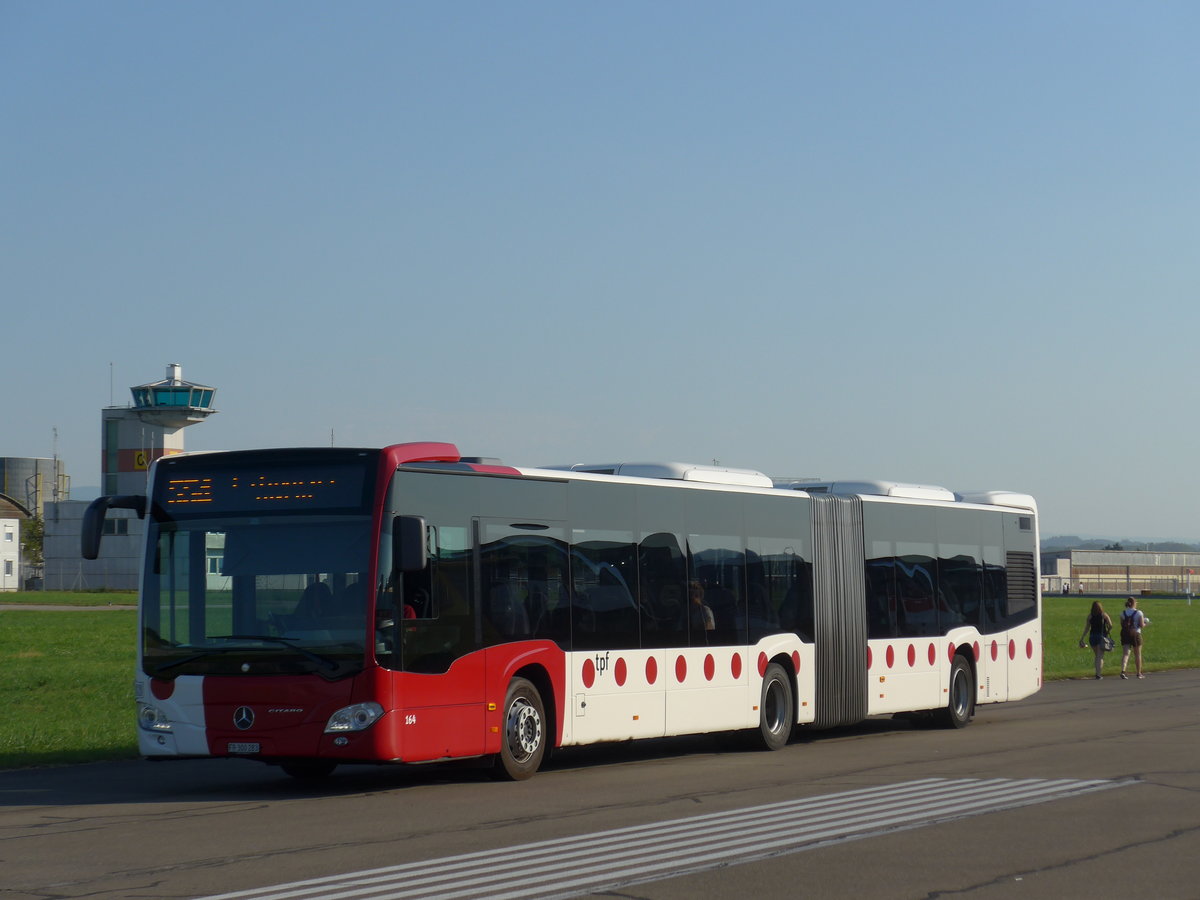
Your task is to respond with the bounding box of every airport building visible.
[41,364,217,591]
[0,494,27,591]
[1042,549,1200,596]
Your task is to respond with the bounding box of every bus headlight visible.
[325,702,384,733]
[138,704,173,732]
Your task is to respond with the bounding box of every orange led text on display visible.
[164,475,338,506]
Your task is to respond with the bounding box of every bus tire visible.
[937,655,975,729]
[492,677,546,781]
[280,759,337,780]
[757,663,795,751]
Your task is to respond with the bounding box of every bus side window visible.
[864,558,896,638]
[571,533,638,651]
[688,535,747,647]
[638,532,687,649]
[477,526,570,647]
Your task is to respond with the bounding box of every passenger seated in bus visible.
[526,565,568,638]
[401,588,428,620]
[337,579,362,608]
[290,581,333,629]
[703,580,736,633]
[687,580,715,637]
[487,580,530,637]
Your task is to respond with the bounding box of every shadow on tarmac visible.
[0,716,923,808]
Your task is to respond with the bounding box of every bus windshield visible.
[142,514,372,680]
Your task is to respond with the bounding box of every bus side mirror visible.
[394,515,428,573]
[81,495,147,560]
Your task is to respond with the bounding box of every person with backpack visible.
[1119,596,1150,680]
[1078,600,1114,679]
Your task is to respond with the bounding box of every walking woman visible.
[1119,596,1150,679]
[1078,600,1113,679]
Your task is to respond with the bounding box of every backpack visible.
[1120,610,1140,640]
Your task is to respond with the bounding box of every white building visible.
[0,510,20,591]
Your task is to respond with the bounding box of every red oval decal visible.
[731,653,743,679]
[615,657,627,686]
[646,656,658,684]
[675,655,687,683]
[150,678,175,700]
[582,657,595,689]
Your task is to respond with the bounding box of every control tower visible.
[42,363,218,590]
[101,363,218,495]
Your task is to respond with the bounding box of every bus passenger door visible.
[391,520,488,761]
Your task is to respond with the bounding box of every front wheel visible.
[937,655,975,729]
[756,663,795,750]
[492,677,547,781]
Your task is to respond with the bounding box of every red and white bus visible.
[82,441,1041,780]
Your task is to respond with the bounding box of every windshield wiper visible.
[211,634,343,672]
[153,636,344,675]
[154,646,237,674]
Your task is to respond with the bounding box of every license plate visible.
[228,742,261,754]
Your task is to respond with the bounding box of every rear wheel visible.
[492,677,546,781]
[756,663,795,750]
[937,655,975,729]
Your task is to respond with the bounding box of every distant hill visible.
[1042,535,1200,553]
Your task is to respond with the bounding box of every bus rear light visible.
[325,702,384,733]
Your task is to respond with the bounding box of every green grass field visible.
[0,590,136,607]
[0,607,139,768]
[2,591,1198,769]
[1043,595,1200,678]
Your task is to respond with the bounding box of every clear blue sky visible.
[3,2,1198,540]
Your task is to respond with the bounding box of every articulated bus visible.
[82,442,1041,780]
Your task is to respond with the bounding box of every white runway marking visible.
[197,777,1132,900]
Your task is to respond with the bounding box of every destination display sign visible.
[156,462,369,515]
